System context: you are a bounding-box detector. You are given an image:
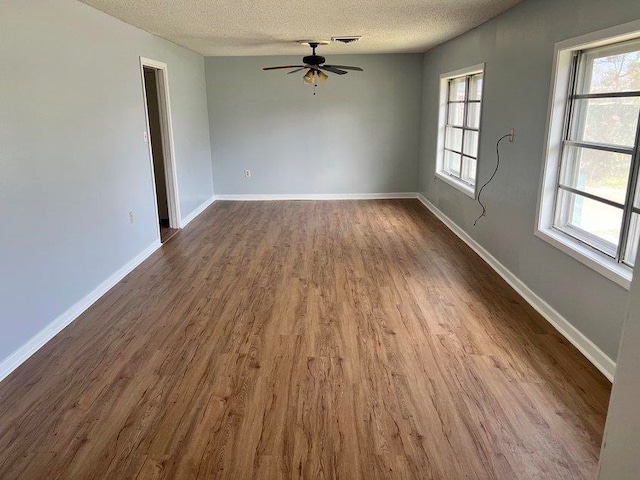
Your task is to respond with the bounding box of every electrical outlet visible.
[143,131,148,142]
[129,211,134,224]
[509,128,515,142]
[244,169,251,178]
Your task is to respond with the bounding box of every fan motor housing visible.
[303,55,325,66]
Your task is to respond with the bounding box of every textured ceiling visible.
[79,0,523,56]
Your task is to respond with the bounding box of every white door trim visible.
[139,57,181,231]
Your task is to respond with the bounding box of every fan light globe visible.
[317,71,328,83]
[303,69,315,84]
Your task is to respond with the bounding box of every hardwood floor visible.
[0,200,610,479]
[159,220,179,243]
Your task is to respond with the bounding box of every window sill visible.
[535,227,632,289]
[435,172,475,198]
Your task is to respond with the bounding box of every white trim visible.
[435,172,476,198]
[0,240,161,384]
[536,21,640,290]
[536,229,632,289]
[555,19,640,52]
[214,193,417,201]
[140,57,182,231]
[439,64,485,80]
[181,195,217,227]
[417,193,616,381]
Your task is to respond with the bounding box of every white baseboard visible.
[180,195,216,228]
[214,192,417,201]
[416,193,616,381]
[0,240,161,384]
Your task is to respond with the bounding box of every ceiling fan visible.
[262,42,363,89]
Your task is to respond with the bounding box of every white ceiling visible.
[79,0,523,56]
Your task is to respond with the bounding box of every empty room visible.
[2,0,640,478]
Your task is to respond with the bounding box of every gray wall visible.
[205,55,423,195]
[418,0,640,360]
[0,1,213,362]
[599,247,640,478]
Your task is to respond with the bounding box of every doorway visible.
[140,58,181,243]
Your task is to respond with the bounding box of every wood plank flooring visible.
[0,200,611,479]
[160,220,179,244]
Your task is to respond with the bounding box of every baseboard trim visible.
[180,195,216,228]
[214,192,417,201]
[0,240,162,384]
[416,193,616,381]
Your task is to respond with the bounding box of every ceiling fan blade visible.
[263,65,305,71]
[287,68,306,74]
[319,66,348,75]
[323,65,363,71]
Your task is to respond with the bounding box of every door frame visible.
[139,56,181,232]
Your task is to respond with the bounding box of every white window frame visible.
[536,20,640,290]
[435,63,485,198]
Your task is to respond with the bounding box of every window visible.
[436,64,485,197]
[538,22,640,288]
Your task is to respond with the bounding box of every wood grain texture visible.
[160,225,179,244]
[0,200,610,479]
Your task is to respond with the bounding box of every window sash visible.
[553,40,640,266]
[443,73,482,186]
[573,91,640,100]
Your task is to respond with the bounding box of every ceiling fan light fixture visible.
[303,69,315,83]
[263,43,362,94]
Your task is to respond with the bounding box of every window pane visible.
[467,102,481,129]
[463,130,478,158]
[559,145,631,204]
[570,97,640,147]
[444,150,461,177]
[449,77,466,101]
[577,39,640,94]
[461,156,477,184]
[445,126,462,152]
[447,103,464,126]
[469,74,483,101]
[624,213,640,266]
[555,189,623,254]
